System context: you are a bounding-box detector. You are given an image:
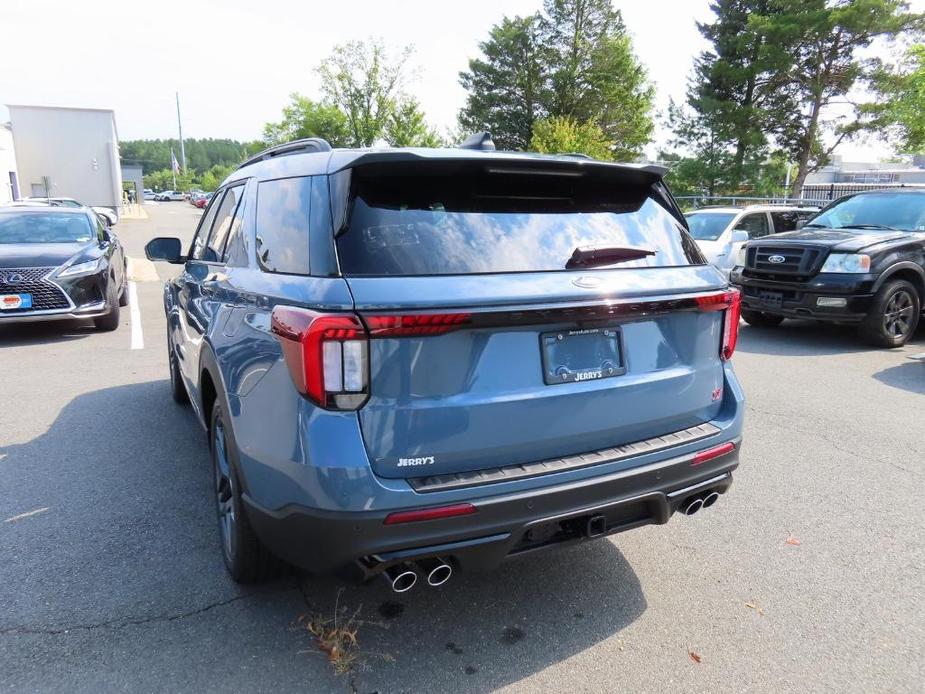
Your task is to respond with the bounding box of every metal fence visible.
[674,195,828,210]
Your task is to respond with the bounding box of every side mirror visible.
[795,219,806,230]
[145,237,185,264]
[731,230,749,244]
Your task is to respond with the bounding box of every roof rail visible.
[458,131,496,151]
[237,138,332,170]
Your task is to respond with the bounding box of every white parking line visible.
[4,507,49,523]
[129,282,144,350]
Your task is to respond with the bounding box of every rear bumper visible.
[731,267,875,321]
[243,438,740,577]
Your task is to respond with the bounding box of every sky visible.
[0,0,917,161]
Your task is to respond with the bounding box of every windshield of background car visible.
[0,213,94,244]
[684,212,736,241]
[808,193,925,231]
[336,169,702,276]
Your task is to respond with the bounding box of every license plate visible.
[0,293,32,310]
[541,327,625,385]
[758,291,783,308]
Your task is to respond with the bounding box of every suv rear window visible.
[336,168,700,276]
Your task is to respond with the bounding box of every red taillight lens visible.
[692,441,736,466]
[365,312,472,337]
[384,503,477,525]
[271,307,369,410]
[696,289,741,361]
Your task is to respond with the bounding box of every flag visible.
[170,149,180,174]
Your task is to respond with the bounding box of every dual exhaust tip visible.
[382,557,452,593]
[682,490,720,516]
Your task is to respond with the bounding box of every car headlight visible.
[820,253,871,273]
[58,258,103,277]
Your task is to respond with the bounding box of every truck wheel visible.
[859,279,920,348]
[741,310,784,327]
[210,402,279,583]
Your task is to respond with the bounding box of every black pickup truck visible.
[730,190,925,347]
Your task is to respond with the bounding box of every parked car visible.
[143,188,157,201]
[145,135,744,587]
[155,190,185,201]
[686,205,818,274]
[731,189,925,346]
[19,196,119,226]
[0,206,126,330]
[193,192,213,209]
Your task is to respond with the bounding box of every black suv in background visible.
[731,190,925,347]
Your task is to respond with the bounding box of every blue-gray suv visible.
[145,134,745,590]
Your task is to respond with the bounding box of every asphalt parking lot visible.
[1,203,923,693]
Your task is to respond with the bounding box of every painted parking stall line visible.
[129,281,144,350]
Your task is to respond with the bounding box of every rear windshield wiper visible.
[566,245,656,269]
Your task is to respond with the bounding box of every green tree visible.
[459,15,550,150]
[863,44,925,153]
[541,0,654,157]
[751,0,923,195]
[458,0,654,158]
[143,168,196,192]
[530,116,612,159]
[385,98,444,147]
[318,39,412,147]
[262,94,351,147]
[688,0,783,188]
[121,138,250,172]
[199,164,236,192]
[663,100,734,197]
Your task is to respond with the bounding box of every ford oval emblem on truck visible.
[768,255,786,264]
[573,276,603,288]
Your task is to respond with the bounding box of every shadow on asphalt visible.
[873,361,925,394]
[736,319,925,356]
[0,318,99,346]
[1,379,646,691]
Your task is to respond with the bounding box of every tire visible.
[859,279,921,348]
[167,332,189,405]
[741,310,785,327]
[210,402,278,583]
[118,279,128,307]
[94,282,120,331]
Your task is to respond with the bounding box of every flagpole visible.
[171,149,177,189]
[176,91,186,171]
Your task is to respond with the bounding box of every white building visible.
[6,105,123,211]
[0,124,18,204]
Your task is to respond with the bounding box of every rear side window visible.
[255,177,312,275]
[336,169,700,276]
[771,210,814,232]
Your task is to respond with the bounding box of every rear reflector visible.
[692,441,736,466]
[384,503,477,525]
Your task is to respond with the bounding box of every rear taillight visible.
[365,312,471,337]
[696,289,741,361]
[271,307,369,410]
[270,309,471,410]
